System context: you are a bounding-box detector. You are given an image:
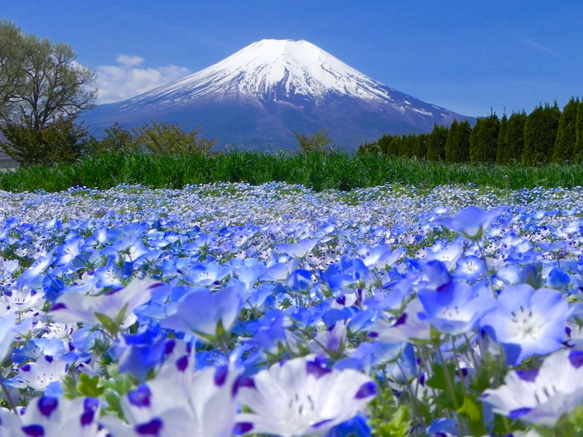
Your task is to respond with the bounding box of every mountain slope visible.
[83,39,473,151]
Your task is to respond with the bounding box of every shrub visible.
[91,122,138,155]
[0,116,90,167]
[133,121,217,156]
[292,128,333,153]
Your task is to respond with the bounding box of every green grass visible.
[1,151,582,192]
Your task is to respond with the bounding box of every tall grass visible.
[1,151,582,192]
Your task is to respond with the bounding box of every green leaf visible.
[77,373,104,397]
[62,374,79,399]
[426,361,456,391]
[457,395,486,436]
[94,312,119,337]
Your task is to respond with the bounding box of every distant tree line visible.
[359,98,583,166]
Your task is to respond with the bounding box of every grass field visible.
[0,151,582,192]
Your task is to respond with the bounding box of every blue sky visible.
[2,1,581,117]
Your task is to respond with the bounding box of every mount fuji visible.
[83,39,473,151]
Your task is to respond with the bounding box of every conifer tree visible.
[573,100,583,161]
[552,98,579,163]
[523,103,560,165]
[377,134,393,155]
[399,134,416,157]
[495,114,510,165]
[445,119,471,163]
[470,114,499,163]
[388,135,403,156]
[414,133,429,159]
[505,111,527,162]
[444,120,459,162]
[426,124,448,161]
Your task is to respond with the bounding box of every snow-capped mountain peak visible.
[85,39,473,151]
[130,39,392,104]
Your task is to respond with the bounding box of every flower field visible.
[1,181,583,436]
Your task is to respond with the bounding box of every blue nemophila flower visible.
[454,255,486,282]
[321,257,369,290]
[358,244,405,269]
[425,241,464,271]
[113,327,167,381]
[275,239,319,259]
[93,256,124,289]
[546,266,570,290]
[481,349,583,426]
[16,249,56,290]
[418,280,497,336]
[287,269,313,293]
[425,417,459,436]
[12,338,66,364]
[176,259,229,287]
[494,262,541,288]
[54,235,99,270]
[368,298,431,343]
[0,396,101,437]
[158,282,244,341]
[236,355,376,436]
[481,284,569,366]
[434,206,506,241]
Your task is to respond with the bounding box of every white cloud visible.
[116,54,144,67]
[94,55,190,104]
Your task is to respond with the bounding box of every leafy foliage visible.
[133,121,217,156]
[292,128,333,153]
[470,114,499,163]
[523,103,560,165]
[446,120,471,163]
[0,20,95,167]
[553,98,579,163]
[426,124,448,161]
[91,122,138,155]
[0,115,91,167]
[0,20,95,130]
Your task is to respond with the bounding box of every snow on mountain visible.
[83,39,473,151]
[130,39,391,104]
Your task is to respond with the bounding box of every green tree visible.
[357,141,382,155]
[0,21,24,112]
[0,20,96,165]
[523,103,560,165]
[470,114,499,163]
[426,124,448,161]
[445,119,471,163]
[575,100,583,161]
[93,122,138,155]
[553,98,579,163]
[495,114,510,165]
[292,128,333,153]
[505,111,527,162]
[0,20,95,130]
[377,134,393,155]
[385,135,402,156]
[134,121,217,156]
[0,115,90,166]
[398,134,414,157]
[413,133,429,158]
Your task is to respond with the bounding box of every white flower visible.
[10,355,69,392]
[100,341,239,437]
[0,396,101,437]
[481,349,583,426]
[236,355,376,436]
[50,277,161,331]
